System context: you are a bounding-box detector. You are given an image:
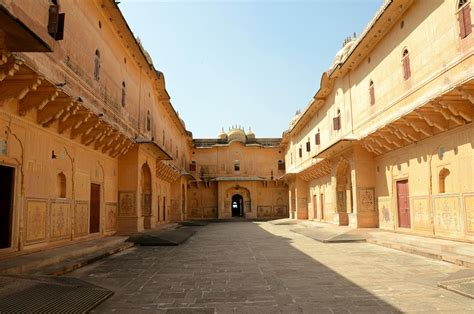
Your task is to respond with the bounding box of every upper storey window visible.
[121,82,126,107]
[402,49,411,80]
[146,110,151,132]
[333,109,341,131]
[94,50,101,81]
[369,80,375,105]
[48,1,65,40]
[298,146,303,158]
[458,0,472,38]
[306,138,311,152]
[315,129,321,145]
[234,160,240,172]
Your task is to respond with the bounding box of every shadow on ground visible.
[70,221,408,313]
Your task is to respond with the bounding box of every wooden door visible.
[90,183,100,234]
[0,166,14,249]
[320,194,324,220]
[397,180,411,228]
[312,195,317,219]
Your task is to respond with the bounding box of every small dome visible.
[246,127,255,139]
[228,127,246,143]
[331,37,357,70]
[218,128,227,140]
[288,110,302,130]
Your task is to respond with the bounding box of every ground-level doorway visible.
[0,165,14,249]
[231,194,243,217]
[90,183,100,234]
[397,180,411,228]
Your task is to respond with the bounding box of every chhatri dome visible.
[216,126,257,144]
[227,126,247,143]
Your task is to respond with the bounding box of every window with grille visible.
[278,160,285,171]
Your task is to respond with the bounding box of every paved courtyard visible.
[71,222,474,313]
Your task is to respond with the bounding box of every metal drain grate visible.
[0,276,113,313]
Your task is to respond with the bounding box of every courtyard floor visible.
[71,222,474,313]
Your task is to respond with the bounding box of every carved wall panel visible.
[105,202,117,232]
[190,207,203,218]
[463,193,474,234]
[412,196,431,233]
[378,196,393,229]
[257,206,272,217]
[26,199,48,244]
[358,188,375,212]
[74,201,89,237]
[273,205,288,217]
[50,200,71,240]
[203,207,217,218]
[119,192,135,217]
[433,194,462,237]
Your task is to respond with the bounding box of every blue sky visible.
[119,0,383,138]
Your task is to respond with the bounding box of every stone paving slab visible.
[71,222,474,313]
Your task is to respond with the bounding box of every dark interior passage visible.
[0,166,14,249]
[90,183,100,234]
[231,194,243,217]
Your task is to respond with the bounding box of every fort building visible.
[0,0,472,260]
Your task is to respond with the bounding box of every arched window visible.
[121,82,126,107]
[57,172,66,198]
[402,49,411,80]
[146,110,151,132]
[439,168,450,193]
[278,160,285,171]
[458,0,472,39]
[369,80,375,105]
[94,50,101,81]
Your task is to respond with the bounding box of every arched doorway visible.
[231,194,243,217]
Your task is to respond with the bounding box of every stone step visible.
[0,236,132,275]
[367,237,474,268]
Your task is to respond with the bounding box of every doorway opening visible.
[0,165,14,249]
[231,194,243,217]
[90,183,100,234]
[396,179,411,228]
